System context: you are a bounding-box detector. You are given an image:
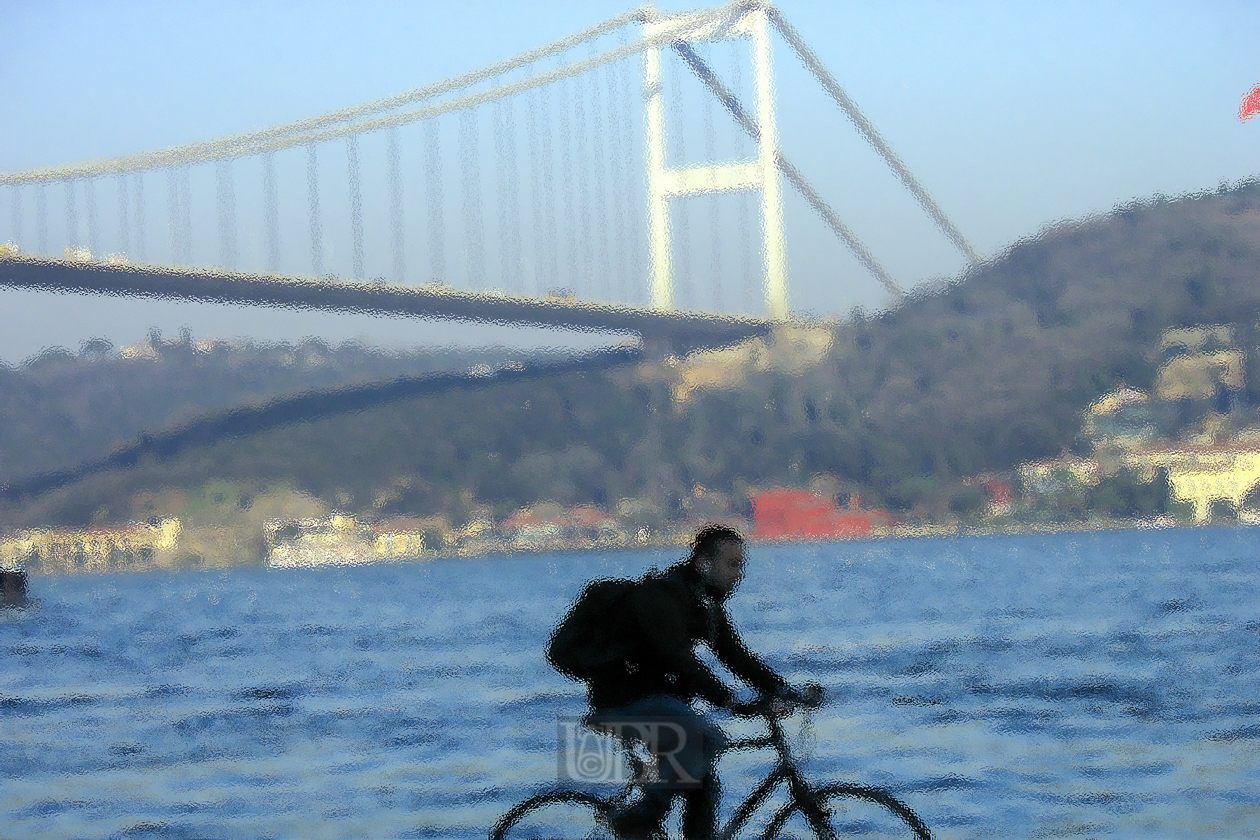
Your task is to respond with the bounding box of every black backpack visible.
[547,576,641,680]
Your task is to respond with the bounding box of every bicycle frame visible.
[491,705,932,840]
[714,711,836,840]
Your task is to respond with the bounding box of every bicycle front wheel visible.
[760,782,933,840]
[490,789,616,840]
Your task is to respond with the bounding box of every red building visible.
[751,490,890,540]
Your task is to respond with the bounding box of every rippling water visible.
[3,527,1259,839]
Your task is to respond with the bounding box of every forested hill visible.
[819,178,1260,507]
[3,178,1259,528]
[0,339,569,487]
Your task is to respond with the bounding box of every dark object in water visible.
[1,569,28,607]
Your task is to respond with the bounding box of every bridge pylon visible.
[643,3,786,319]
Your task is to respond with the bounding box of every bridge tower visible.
[643,4,787,318]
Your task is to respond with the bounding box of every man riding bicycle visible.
[575,524,814,840]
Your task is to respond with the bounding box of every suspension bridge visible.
[0,1,977,357]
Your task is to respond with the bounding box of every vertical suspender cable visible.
[387,126,405,282]
[526,81,543,298]
[262,151,280,272]
[307,144,324,277]
[166,169,179,264]
[347,134,365,279]
[65,181,79,251]
[574,56,592,300]
[216,159,236,269]
[178,166,193,266]
[85,179,100,258]
[673,39,902,299]
[606,56,628,305]
[768,8,979,266]
[116,175,130,258]
[424,119,445,282]
[702,42,722,312]
[36,183,48,255]
[10,186,23,252]
[731,38,754,313]
[501,98,521,295]
[668,52,690,308]
[539,77,558,291]
[492,100,511,292]
[133,173,146,263]
[589,43,609,301]
[558,62,576,295]
[619,32,643,305]
[459,108,484,290]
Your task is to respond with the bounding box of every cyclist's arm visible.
[624,581,738,708]
[710,609,788,698]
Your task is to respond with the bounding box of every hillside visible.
[3,179,1259,530]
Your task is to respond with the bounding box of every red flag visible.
[1241,83,1260,121]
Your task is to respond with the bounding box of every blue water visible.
[3,527,1259,839]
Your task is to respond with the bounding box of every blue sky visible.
[2,0,1257,364]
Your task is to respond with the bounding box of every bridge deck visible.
[0,255,773,355]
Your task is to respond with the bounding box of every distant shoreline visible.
[20,517,1250,578]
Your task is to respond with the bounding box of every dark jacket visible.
[587,561,786,711]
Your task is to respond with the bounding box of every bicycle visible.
[490,692,934,839]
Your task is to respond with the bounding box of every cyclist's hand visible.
[776,682,825,709]
[730,697,773,718]
[767,698,792,719]
[731,696,791,718]
[795,682,825,709]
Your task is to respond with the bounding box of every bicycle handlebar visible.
[731,682,825,718]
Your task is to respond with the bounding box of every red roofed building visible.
[751,490,891,540]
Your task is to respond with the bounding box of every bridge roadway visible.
[0,254,772,356]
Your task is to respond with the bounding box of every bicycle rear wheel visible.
[490,789,616,840]
[760,782,933,840]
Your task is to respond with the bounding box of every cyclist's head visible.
[690,524,746,597]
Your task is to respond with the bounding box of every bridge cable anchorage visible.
[306,144,324,277]
[387,125,405,283]
[347,134,365,280]
[262,151,280,272]
[670,38,905,300]
[423,118,445,283]
[767,6,980,267]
